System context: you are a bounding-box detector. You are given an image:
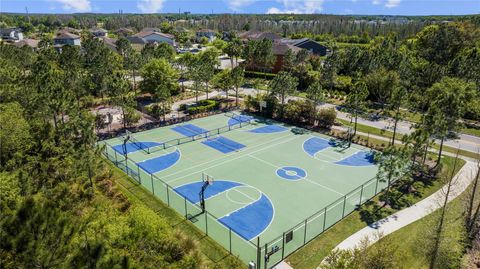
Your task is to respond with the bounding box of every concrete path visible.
[333,159,479,252]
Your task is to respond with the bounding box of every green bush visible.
[244,71,277,80]
[186,99,219,114]
[317,107,337,128]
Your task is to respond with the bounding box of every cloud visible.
[49,0,91,12]
[385,0,401,8]
[137,0,165,13]
[266,0,325,14]
[228,0,257,11]
[372,0,381,5]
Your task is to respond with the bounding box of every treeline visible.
[0,34,242,268]
[2,13,479,41]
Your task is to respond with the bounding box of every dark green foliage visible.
[186,99,219,114]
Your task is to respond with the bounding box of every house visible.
[116,27,134,37]
[12,38,39,49]
[129,30,175,46]
[280,38,328,56]
[98,36,118,52]
[0,28,24,42]
[196,29,216,42]
[271,43,302,73]
[238,31,281,42]
[90,27,108,38]
[54,32,81,47]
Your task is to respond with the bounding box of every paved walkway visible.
[332,159,479,253]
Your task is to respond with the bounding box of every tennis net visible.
[125,130,149,154]
[224,112,252,124]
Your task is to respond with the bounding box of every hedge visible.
[186,99,219,114]
[244,71,277,79]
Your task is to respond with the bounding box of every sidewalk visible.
[332,159,478,252]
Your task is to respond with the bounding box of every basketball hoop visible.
[199,173,214,213]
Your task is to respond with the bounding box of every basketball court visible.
[100,112,383,268]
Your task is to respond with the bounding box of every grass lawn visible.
[369,165,474,268]
[461,126,480,137]
[286,155,466,269]
[103,159,244,269]
[336,119,480,160]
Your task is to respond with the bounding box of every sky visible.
[1,0,479,16]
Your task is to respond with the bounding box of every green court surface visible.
[100,112,383,268]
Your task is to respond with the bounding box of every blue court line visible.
[303,137,335,157]
[174,180,242,204]
[112,142,161,154]
[137,150,181,174]
[335,151,376,166]
[249,125,288,134]
[227,115,253,126]
[276,166,307,180]
[171,124,208,137]
[219,194,274,240]
[202,136,246,154]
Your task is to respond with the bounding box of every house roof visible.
[55,32,80,40]
[238,31,281,41]
[126,36,147,44]
[197,29,215,33]
[99,37,118,52]
[116,27,134,34]
[90,27,108,33]
[13,38,39,48]
[0,28,21,35]
[272,43,302,56]
[280,38,310,46]
[133,30,174,40]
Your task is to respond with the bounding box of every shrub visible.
[317,107,337,129]
[186,99,219,114]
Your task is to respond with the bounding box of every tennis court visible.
[100,112,385,268]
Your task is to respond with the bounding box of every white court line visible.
[164,133,300,183]
[217,188,263,219]
[247,154,345,196]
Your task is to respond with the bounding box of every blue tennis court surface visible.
[276,166,307,180]
[219,194,274,240]
[137,150,181,174]
[303,137,335,157]
[171,124,208,137]
[336,151,376,166]
[249,125,288,134]
[175,180,242,204]
[202,136,246,153]
[228,115,253,126]
[112,141,161,154]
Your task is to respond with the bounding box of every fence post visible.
[281,232,285,259]
[342,196,347,217]
[359,184,364,205]
[114,149,118,164]
[229,228,233,254]
[375,177,379,194]
[256,236,261,267]
[151,174,155,195]
[137,164,141,184]
[184,197,188,219]
[323,207,327,231]
[205,212,208,235]
[303,219,307,244]
[167,184,170,206]
[264,243,268,269]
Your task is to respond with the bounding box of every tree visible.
[423,77,474,166]
[212,69,233,100]
[387,85,407,146]
[231,66,245,107]
[364,68,400,110]
[269,71,298,118]
[0,103,31,168]
[344,81,369,138]
[375,146,410,206]
[176,52,196,92]
[223,39,242,67]
[108,71,135,129]
[197,49,219,99]
[306,80,325,125]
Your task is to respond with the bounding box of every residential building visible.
[54,32,81,47]
[129,30,175,46]
[90,27,108,37]
[116,27,134,37]
[98,36,118,52]
[271,43,302,73]
[196,29,216,42]
[12,38,39,49]
[0,28,24,42]
[280,38,328,56]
